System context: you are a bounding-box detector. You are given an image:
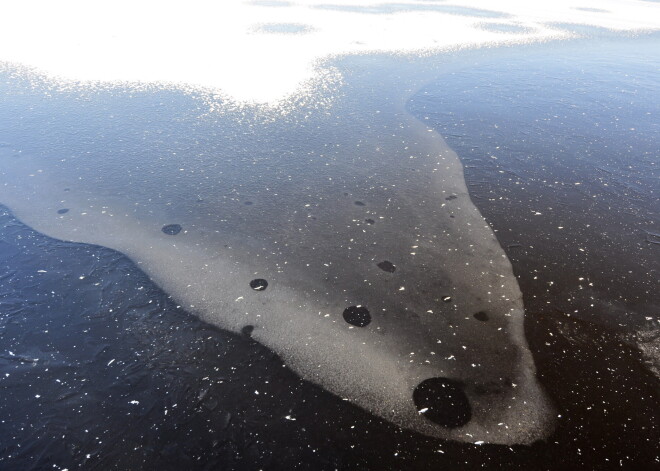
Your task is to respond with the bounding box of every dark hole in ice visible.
[250,279,268,291]
[244,201,253,205]
[343,305,371,327]
[377,261,396,273]
[241,325,255,337]
[474,311,489,322]
[161,224,182,235]
[63,188,70,192]
[445,195,457,201]
[57,208,69,214]
[413,377,471,428]
[441,296,452,302]
[365,218,375,224]
[354,201,365,206]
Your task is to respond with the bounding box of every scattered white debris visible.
[107,359,115,366]
[129,400,140,405]
[284,415,296,421]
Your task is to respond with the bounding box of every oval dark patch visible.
[377,261,396,273]
[244,201,253,205]
[354,201,365,206]
[162,224,182,235]
[57,208,69,214]
[342,305,371,327]
[365,218,375,224]
[413,377,471,428]
[249,279,268,291]
[474,311,489,322]
[241,325,255,337]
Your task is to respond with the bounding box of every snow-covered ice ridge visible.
[0,0,658,104]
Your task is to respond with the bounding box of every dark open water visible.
[1,35,658,469]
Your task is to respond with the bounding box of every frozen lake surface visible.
[0,2,658,469]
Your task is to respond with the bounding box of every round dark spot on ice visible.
[343,305,371,327]
[377,261,396,273]
[441,296,452,303]
[63,188,70,192]
[365,218,375,225]
[244,201,253,205]
[354,201,365,206]
[161,224,182,235]
[241,325,255,337]
[413,377,471,428]
[250,279,268,291]
[445,195,457,201]
[474,311,489,322]
[57,208,69,214]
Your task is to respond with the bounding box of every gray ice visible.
[0,54,554,444]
